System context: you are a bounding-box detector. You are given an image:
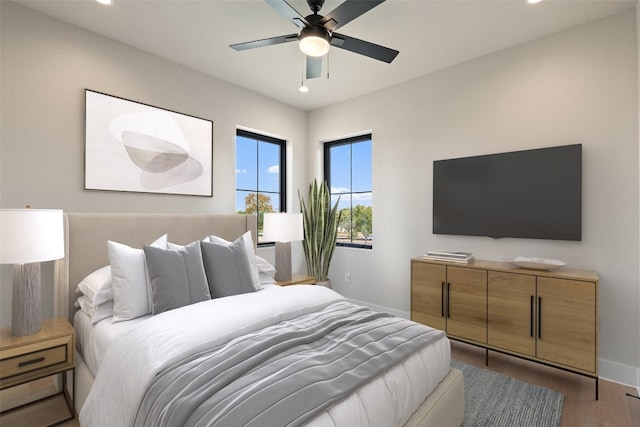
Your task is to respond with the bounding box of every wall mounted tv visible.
[433,144,582,241]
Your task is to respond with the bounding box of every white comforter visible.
[80,285,451,427]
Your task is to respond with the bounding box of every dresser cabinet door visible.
[487,271,536,357]
[446,266,487,344]
[536,277,597,374]
[411,262,446,330]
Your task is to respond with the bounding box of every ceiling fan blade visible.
[306,56,322,79]
[230,34,298,51]
[265,0,309,28]
[320,0,385,32]
[331,33,399,63]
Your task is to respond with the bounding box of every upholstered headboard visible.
[54,213,257,323]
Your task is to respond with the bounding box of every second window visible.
[324,134,373,248]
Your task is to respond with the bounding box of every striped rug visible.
[451,359,564,427]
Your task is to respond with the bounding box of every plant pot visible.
[315,279,332,289]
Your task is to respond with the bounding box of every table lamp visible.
[0,209,64,336]
[262,213,303,282]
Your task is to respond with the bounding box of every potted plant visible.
[299,179,342,287]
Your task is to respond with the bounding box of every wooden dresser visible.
[411,257,599,398]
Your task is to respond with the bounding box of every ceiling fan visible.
[230,0,399,79]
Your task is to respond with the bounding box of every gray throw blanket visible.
[133,301,445,427]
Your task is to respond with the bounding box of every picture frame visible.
[84,89,213,197]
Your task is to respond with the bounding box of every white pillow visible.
[108,234,167,322]
[167,235,209,250]
[209,232,260,286]
[77,295,114,324]
[76,265,113,306]
[167,241,187,250]
[258,272,277,285]
[255,255,276,277]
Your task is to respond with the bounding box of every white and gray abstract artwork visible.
[85,90,213,196]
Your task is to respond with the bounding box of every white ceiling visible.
[15,0,637,111]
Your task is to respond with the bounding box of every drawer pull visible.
[538,297,542,339]
[18,357,45,367]
[530,295,534,337]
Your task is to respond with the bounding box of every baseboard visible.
[599,358,639,388]
[348,297,410,319]
[349,298,640,389]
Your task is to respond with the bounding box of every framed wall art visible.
[85,89,213,197]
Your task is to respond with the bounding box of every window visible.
[235,129,286,243]
[324,134,372,248]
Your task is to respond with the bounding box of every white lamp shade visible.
[262,213,303,242]
[0,209,65,264]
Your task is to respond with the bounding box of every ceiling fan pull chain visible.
[327,51,330,80]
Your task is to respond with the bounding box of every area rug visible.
[451,359,564,427]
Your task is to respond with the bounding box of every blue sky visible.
[235,135,281,212]
[329,140,372,210]
[235,136,372,212]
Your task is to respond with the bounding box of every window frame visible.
[323,133,373,249]
[235,129,286,246]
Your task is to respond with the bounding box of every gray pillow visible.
[201,238,260,298]
[143,241,211,314]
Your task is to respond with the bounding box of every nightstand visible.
[275,274,316,286]
[0,317,75,424]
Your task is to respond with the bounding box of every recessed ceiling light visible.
[96,0,113,5]
[527,0,543,4]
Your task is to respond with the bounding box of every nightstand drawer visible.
[0,335,73,388]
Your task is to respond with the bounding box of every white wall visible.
[309,10,639,386]
[0,2,308,325]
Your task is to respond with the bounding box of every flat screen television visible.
[433,144,582,241]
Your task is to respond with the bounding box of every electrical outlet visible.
[345,272,351,284]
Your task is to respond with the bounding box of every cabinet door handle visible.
[538,297,542,339]
[18,357,45,367]
[441,282,445,317]
[447,283,451,318]
[530,296,534,337]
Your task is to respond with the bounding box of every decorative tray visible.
[504,257,567,271]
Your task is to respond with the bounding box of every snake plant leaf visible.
[299,179,341,281]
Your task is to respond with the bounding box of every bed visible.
[54,212,464,427]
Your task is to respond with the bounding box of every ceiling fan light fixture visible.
[299,26,330,57]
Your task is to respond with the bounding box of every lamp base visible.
[12,263,42,336]
[274,241,292,282]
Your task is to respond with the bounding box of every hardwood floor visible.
[0,393,77,427]
[2,343,639,426]
[451,340,640,427]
